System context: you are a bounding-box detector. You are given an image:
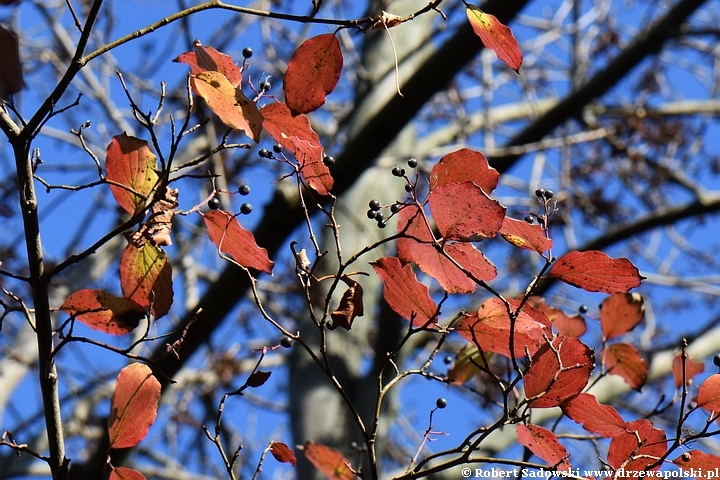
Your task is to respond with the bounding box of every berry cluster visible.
[364,158,419,228]
[206,183,253,215]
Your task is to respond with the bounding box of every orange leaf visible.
[516,424,571,471]
[371,256,437,328]
[428,181,505,241]
[303,441,355,480]
[561,393,627,438]
[547,250,644,294]
[607,419,665,473]
[191,71,262,142]
[397,205,496,294]
[108,363,161,449]
[500,217,553,254]
[110,467,147,480]
[525,336,594,408]
[60,289,145,335]
[261,101,333,196]
[329,276,364,331]
[106,133,159,215]
[119,243,173,319]
[270,441,297,467]
[203,210,274,274]
[174,40,242,87]
[671,354,705,389]
[529,297,586,338]
[673,450,720,477]
[602,342,648,391]
[429,148,499,193]
[284,34,343,115]
[466,5,523,73]
[0,26,24,101]
[456,297,548,359]
[600,293,644,340]
[697,374,720,411]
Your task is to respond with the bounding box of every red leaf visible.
[456,298,548,358]
[671,354,705,389]
[284,34,343,115]
[106,133,159,215]
[60,289,145,335]
[600,293,645,340]
[0,26,24,101]
[499,217,553,254]
[507,298,552,331]
[529,297,586,338]
[602,342,648,391]
[561,393,627,438]
[466,5,523,73]
[261,102,333,195]
[429,148,499,193]
[525,336,594,408]
[203,210,274,274]
[607,419,665,473]
[303,441,355,480]
[428,181,505,241]
[108,363,161,449]
[110,467,147,480]
[516,424,571,471]
[397,205,496,294]
[174,40,242,87]
[547,250,644,294]
[246,370,271,388]
[270,441,297,467]
[673,450,720,476]
[329,276,364,331]
[120,243,173,319]
[697,374,720,411]
[371,256,437,328]
[191,71,262,142]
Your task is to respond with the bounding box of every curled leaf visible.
[330,275,364,331]
[246,370,271,388]
[174,40,242,87]
[270,441,297,467]
[120,243,173,320]
[697,374,720,411]
[303,441,355,480]
[0,26,24,101]
[600,293,644,341]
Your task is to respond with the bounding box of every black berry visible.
[435,398,447,409]
[535,188,545,198]
[579,305,588,314]
[543,190,554,199]
[208,197,221,210]
[714,355,720,367]
[242,47,253,59]
[392,166,405,177]
[260,80,271,91]
[273,143,283,153]
[390,203,401,214]
[238,184,251,195]
[524,215,534,224]
[407,157,418,168]
[280,337,293,348]
[367,209,377,219]
[374,211,385,221]
[258,148,271,158]
[323,155,336,166]
[240,203,253,215]
[377,220,386,228]
[405,184,413,193]
[368,199,381,211]
[443,355,453,365]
